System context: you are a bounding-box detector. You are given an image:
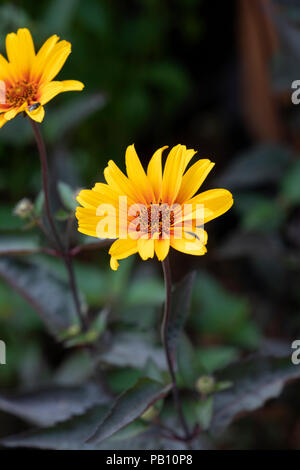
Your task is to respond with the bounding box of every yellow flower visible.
[76,144,233,270]
[0,28,84,128]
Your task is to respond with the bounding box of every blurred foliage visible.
[0,0,300,451]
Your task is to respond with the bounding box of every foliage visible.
[0,0,300,452]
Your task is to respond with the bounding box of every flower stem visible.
[161,257,191,440]
[29,118,87,331]
[29,119,64,252]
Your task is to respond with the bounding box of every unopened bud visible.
[195,375,215,395]
[141,406,158,422]
[13,198,34,219]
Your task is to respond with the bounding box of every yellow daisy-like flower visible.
[0,28,84,128]
[76,144,233,270]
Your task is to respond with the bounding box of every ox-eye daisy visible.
[0,28,84,128]
[76,144,233,270]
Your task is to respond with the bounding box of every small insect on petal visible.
[28,102,41,112]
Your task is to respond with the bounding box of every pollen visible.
[5,80,38,107]
[138,203,175,238]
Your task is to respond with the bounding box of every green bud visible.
[141,406,158,422]
[195,375,216,395]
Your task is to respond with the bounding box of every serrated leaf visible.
[126,278,165,306]
[217,144,292,189]
[57,181,77,212]
[192,271,256,346]
[177,334,198,387]
[143,359,164,383]
[66,309,108,347]
[210,356,300,435]
[0,405,109,450]
[0,382,110,427]
[196,396,213,430]
[34,191,44,216]
[167,271,196,364]
[87,378,172,444]
[240,197,285,232]
[54,350,95,386]
[64,310,107,347]
[194,346,239,374]
[216,231,284,260]
[90,308,108,333]
[280,160,300,204]
[0,258,81,338]
[0,234,41,256]
[98,332,167,371]
[55,209,70,221]
[0,407,174,450]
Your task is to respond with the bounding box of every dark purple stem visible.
[29,118,87,331]
[161,257,191,440]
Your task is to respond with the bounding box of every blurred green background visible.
[1,0,300,450]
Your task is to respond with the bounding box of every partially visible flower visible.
[76,144,233,270]
[0,28,84,128]
[13,197,34,219]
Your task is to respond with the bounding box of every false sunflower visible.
[0,28,84,128]
[76,145,233,270]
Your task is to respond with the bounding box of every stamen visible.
[5,80,38,107]
[137,203,175,239]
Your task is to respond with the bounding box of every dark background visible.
[1,0,300,449]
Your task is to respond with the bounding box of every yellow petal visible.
[183,148,197,170]
[0,54,14,82]
[38,81,63,104]
[61,80,84,91]
[137,238,154,260]
[109,238,137,257]
[92,183,129,214]
[182,189,234,224]
[171,228,207,256]
[76,206,96,218]
[176,160,215,204]
[162,145,185,205]
[110,257,119,271]
[77,188,116,210]
[17,28,35,73]
[40,40,71,83]
[31,35,59,80]
[154,239,170,261]
[5,32,18,74]
[147,146,168,203]
[108,239,138,269]
[79,223,116,239]
[78,226,97,237]
[6,29,35,79]
[104,160,141,204]
[26,105,45,123]
[125,144,154,204]
[0,114,7,128]
[4,107,19,120]
[39,80,84,105]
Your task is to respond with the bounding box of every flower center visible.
[5,80,38,107]
[137,203,175,238]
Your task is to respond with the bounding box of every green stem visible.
[161,257,191,440]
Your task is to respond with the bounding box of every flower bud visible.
[141,406,158,422]
[195,375,216,395]
[13,198,34,219]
